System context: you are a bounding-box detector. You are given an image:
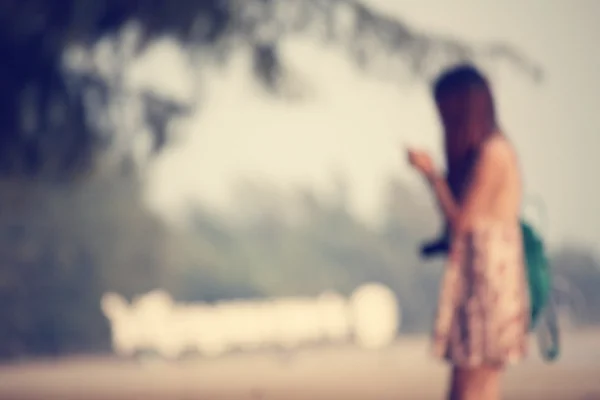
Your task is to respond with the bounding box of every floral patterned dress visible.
[432,219,530,367]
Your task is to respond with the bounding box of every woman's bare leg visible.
[479,365,502,400]
[448,365,502,400]
[448,367,464,400]
[463,366,502,400]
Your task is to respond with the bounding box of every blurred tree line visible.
[172,177,600,332]
[0,0,595,360]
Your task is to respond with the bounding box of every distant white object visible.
[350,283,400,350]
[101,283,400,358]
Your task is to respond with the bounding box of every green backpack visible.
[520,219,560,361]
[520,220,551,329]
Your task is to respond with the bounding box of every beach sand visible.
[0,330,598,400]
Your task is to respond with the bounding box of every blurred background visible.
[0,0,599,399]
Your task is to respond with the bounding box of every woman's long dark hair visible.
[433,64,498,200]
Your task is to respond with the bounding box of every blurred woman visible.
[407,65,529,400]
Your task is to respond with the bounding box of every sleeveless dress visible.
[432,219,530,367]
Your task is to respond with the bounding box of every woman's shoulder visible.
[480,133,514,165]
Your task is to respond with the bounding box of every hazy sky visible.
[137,0,600,249]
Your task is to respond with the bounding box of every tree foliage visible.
[0,0,542,178]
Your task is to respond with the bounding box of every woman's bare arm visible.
[426,174,460,227]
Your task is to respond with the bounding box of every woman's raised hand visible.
[406,148,437,180]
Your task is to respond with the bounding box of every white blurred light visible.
[101,283,399,359]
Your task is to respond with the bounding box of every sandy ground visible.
[0,330,599,400]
